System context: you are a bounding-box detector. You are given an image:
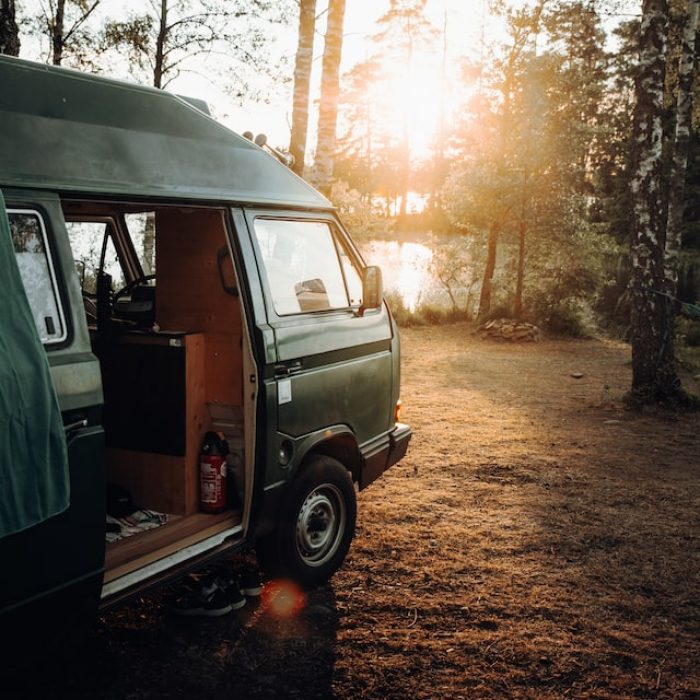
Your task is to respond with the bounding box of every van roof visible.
[0,57,332,210]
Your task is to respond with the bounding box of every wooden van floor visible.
[104,510,241,583]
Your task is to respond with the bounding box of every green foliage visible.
[523,223,616,333]
[383,290,471,327]
[383,290,412,326]
[677,315,700,347]
[329,181,392,243]
[101,1,292,94]
[428,234,482,315]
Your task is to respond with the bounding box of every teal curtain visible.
[0,191,69,538]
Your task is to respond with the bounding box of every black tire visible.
[256,455,356,588]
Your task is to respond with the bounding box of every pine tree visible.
[373,0,437,221]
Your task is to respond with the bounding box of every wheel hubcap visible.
[295,484,346,567]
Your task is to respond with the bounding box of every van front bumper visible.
[387,422,411,468]
[359,422,412,490]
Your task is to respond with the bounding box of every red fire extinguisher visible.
[199,431,229,514]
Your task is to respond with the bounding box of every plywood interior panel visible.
[155,208,242,408]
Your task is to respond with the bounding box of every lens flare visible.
[261,579,307,619]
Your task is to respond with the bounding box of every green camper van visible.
[0,56,410,628]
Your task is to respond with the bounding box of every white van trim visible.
[101,524,243,600]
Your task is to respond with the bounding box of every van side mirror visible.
[359,265,383,316]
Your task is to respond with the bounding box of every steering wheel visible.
[112,274,156,305]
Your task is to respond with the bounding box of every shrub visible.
[677,315,700,347]
[541,301,594,337]
[384,290,412,326]
[416,303,447,325]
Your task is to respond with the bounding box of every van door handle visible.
[274,360,303,378]
[64,417,88,435]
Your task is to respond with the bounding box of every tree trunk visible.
[289,0,316,177]
[665,0,700,286]
[52,0,65,65]
[398,117,409,221]
[0,0,20,56]
[154,0,168,89]
[478,222,499,320]
[514,219,526,318]
[629,0,679,403]
[311,0,346,197]
[142,213,155,275]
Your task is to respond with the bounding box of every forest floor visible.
[15,324,700,699]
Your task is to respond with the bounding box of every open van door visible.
[0,190,105,637]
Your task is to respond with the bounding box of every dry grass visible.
[14,324,700,699]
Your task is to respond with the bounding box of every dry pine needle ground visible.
[14,324,700,700]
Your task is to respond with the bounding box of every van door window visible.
[8,210,67,344]
[253,219,350,316]
[337,241,363,307]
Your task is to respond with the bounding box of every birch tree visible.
[289,0,316,177]
[311,0,346,196]
[628,0,680,403]
[0,0,20,56]
[664,0,700,291]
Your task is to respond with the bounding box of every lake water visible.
[361,240,436,311]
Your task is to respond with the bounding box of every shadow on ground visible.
[5,582,339,700]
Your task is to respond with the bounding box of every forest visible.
[2,0,700,405]
[2,3,700,699]
[0,0,700,404]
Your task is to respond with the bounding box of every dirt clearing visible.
[15,324,700,699]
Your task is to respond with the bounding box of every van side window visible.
[64,221,125,294]
[8,210,67,344]
[124,212,156,276]
[254,219,351,315]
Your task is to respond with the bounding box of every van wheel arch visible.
[302,432,362,485]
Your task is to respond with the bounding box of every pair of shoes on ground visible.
[171,571,263,617]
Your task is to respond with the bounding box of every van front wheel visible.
[256,456,356,588]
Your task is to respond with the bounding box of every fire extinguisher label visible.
[200,461,224,504]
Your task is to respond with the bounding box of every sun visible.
[391,67,444,159]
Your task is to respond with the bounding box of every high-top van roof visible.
[0,56,331,209]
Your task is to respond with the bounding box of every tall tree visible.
[446,0,612,325]
[477,0,546,319]
[665,0,700,290]
[0,0,20,56]
[628,0,678,402]
[33,0,100,66]
[627,0,700,404]
[103,0,288,90]
[289,0,317,177]
[373,0,437,220]
[311,0,346,196]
